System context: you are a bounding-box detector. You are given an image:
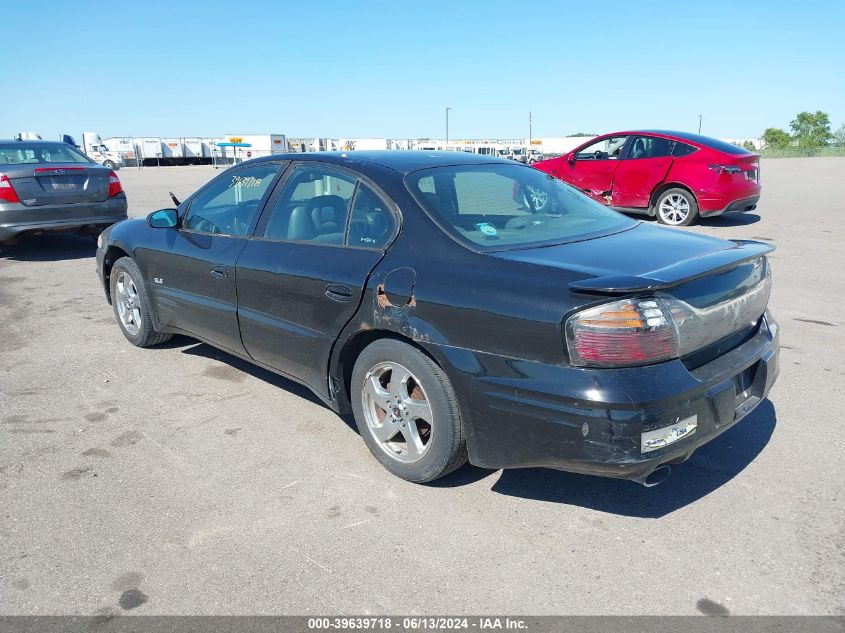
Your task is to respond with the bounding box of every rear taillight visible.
[565,298,678,367]
[565,259,771,368]
[108,170,123,197]
[0,173,20,203]
[708,164,743,174]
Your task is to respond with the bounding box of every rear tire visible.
[110,257,172,348]
[351,339,467,483]
[655,188,699,226]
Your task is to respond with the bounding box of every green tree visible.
[833,124,845,146]
[789,111,832,149]
[742,140,757,151]
[762,127,792,150]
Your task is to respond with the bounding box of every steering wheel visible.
[593,150,603,160]
[194,218,220,234]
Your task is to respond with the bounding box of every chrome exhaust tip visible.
[636,465,672,487]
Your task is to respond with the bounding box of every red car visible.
[532,130,761,226]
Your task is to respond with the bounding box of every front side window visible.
[183,163,279,236]
[263,165,356,244]
[407,164,635,250]
[575,136,629,160]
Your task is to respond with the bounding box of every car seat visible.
[631,138,646,159]
[307,195,346,235]
[287,206,315,241]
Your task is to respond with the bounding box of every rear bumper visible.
[0,195,127,241]
[698,182,761,215]
[701,195,761,217]
[437,312,779,481]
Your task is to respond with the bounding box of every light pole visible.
[529,111,533,147]
[698,114,703,134]
[446,107,451,144]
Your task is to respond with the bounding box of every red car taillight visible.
[565,298,678,367]
[108,170,123,197]
[708,164,743,174]
[0,173,20,203]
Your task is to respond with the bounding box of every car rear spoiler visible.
[569,240,775,295]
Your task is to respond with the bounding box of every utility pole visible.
[698,114,703,134]
[529,111,533,147]
[446,107,451,144]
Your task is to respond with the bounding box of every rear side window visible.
[348,184,395,249]
[628,136,675,159]
[0,143,92,165]
[673,142,698,157]
[263,165,356,245]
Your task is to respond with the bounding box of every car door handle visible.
[325,284,354,302]
[210,265,230,279]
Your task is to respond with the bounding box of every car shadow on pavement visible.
[486,399,777,518]
[699,212,761,227]
[0,234,97,261]
[176,338,360,434]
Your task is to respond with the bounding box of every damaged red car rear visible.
[532,130,761,226]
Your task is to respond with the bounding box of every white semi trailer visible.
[221,134,287,159]
[81,132,128,169]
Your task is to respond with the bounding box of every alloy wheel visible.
[115,271,142,336]
[658,193,691,225]
[361,361,433,463]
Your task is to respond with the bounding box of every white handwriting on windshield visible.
[231,175,263,188]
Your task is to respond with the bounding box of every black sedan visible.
[95,151,779,485]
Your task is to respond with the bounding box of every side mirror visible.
[148,208,178,228]
[567,152,576,163]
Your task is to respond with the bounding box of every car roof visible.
[250,150,516,174]
[587,130,755,155]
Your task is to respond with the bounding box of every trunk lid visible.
[2,163,111,206]
[491,223,752,282]
[494,223,773,362]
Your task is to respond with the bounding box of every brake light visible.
[565,259,772,368]
[708,164,743,174]
[0,173,20,203]
[108,170,123,197]
[566,298,678,367]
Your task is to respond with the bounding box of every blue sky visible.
[4,0,844,140]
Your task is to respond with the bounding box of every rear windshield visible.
[0,143,93,165]
[406,163,636,251]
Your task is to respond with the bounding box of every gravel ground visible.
[0,158,843,616]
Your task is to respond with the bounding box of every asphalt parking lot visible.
[1,159,843,616]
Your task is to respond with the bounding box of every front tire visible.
[103,160,116,170]
[351,339,467,483]
[655,188,699,226]
[110,257,172,347]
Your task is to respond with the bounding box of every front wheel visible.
[110,257,172,347]
[102,160,116,170]
[655,188,699,226]
[351,339,467,483]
